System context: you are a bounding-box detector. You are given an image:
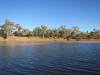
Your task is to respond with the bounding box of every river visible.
[0,42,100,75]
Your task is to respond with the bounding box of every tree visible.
[15,24,23,32]
[0,19,99,40]
[33,27,41,37]
[14,24,23,36]
[58,25,67,38]
[66,29,72,40]
[71,26,80,39]
[79,32,87,39]
[1,20,14,38]
[53,29,60,38]
[40,25,48,38]
[90,29,100,39]
[22,29,30,36]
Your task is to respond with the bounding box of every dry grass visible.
[0,36,61,43]
[0,36,99,43]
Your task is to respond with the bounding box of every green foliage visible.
[0,20,100,40]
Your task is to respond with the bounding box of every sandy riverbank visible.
[0,36,64,43]
[0,36,100,43]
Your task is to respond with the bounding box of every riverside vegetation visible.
[0,20,100,42]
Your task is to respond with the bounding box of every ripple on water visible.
[0,42,100,75]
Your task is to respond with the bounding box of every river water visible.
[0,42,100,75]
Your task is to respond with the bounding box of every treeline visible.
[0,20,100,40]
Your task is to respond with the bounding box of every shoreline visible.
[0,36,100,43]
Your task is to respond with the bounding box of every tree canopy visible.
[0,20,100,40]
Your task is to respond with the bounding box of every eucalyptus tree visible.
[71,26,80,39]
[65,29,72,40]
[53,29,60,38]
[33,27,41,37]
[40,25,48,38]
[14,24,23,36]
[79,32,87,39]
[58,25,67,38]
[97,30,100,39]
[22,29,30,36]
[0,26,6,38]
[1,20,14,38]
[15,24,23,32]
[45,29,51,38]
[48,29,59,38]
[90,29,100,39]
[93,29,100,39]
[86,31,91,40]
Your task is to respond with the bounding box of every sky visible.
[0,0,100,31]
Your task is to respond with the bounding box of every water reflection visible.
[0,42,100,75]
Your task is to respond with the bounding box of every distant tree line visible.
[0,20,100,40]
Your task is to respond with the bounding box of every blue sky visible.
[0,0,100,31]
